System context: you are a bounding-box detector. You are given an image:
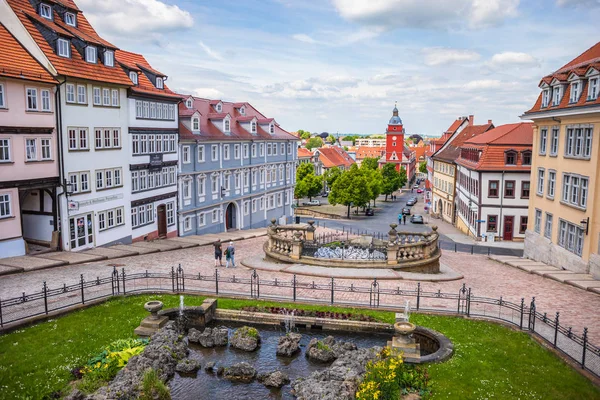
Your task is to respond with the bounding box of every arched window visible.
[251,122,257,133]
[521,150,532,166]
[224,119,230,132]
[186,99,193,108]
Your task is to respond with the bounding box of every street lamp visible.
[63,179,75,195]
[580,217,589,235]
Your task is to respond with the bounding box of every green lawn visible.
[0,295,597,399]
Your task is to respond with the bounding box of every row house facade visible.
[115,50,180,242]
[455,123,533,241]
[0,21,59,257]
[521,41,600,277]
[431,119,493,224]
[4,0,134,252]
[178,96,298,236]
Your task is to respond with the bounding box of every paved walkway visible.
[1,233,599,344]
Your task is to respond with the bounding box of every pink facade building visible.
[0,22,59,257]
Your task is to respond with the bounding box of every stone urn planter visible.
[394,321,416,345]
[144,301,164,320]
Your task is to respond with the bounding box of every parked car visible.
[406,198,417,206]
[365,208,374,216]
[302,200,321,206]
[416,188,423,194]
[410,214,424,224]
[413,184,419,189]
[401,207,411,215]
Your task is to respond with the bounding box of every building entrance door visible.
[69,213,94,250]
[225,203,236,230]
[157,204,167,238]
[503,216,514,241]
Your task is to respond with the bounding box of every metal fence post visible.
[292,274,297,302]
[454,243,457,252]
[529,297,536,331]
[0,296,3,327]
[582,327,588,369]
[471,246,474,255]
[519,298,524,330]
[178,264,185,292]
[171,266,176,293]
[330,277,334,305]
[467,287,471,317]
[416,282,421,311]
[215,268,219,295]
[458,283,466,314]
[80,274,85,305]
[42,281,48,315]
[121,268,126,295]
[554,312,560,348]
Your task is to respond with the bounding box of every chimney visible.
[488,119,493,125]
[468,115,474,125]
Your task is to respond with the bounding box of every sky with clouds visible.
[78,0,600,136]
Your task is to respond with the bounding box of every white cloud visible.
[77,0,193,37]
[488,52,540,68]
[191,88,224,99]
[556,0,600,7]
[422,48,481,66]
[292,34,318,44]
[198,41,223,61]
[331,0,519,30]
[463,79,503,90]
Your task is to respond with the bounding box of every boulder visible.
[223,362,257,383]
[175,358,200,374]
[276,333,302,357]
[306,336,355,363]
[188,327,228,347]
[216,366,225,376]
[204,361,216,372]
[292,346,381,400]
[258,370,290,388]
[230,326,261,352]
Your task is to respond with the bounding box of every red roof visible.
[413,146,426,161]
[6,0,132,86]
[178,96,296,141]
[298,148,313,158]
[434,123,494,163]
[457,123,533,171]
[0,22,56,84]
[317,147,355,169]
[526,41,600,115]
[355,146,385,160]
[115,50,180,100]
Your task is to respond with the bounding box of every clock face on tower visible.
[392,136,397,140]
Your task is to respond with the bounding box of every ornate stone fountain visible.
[387,301,421,362]
[134,300,169,337]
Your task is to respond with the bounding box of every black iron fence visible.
[0,266,597,378]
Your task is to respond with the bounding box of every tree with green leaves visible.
[295,163,323,203]
[361,157,379,171]
[327,135,336,144]
[364,168,383,207]
[300,131,311,140]
[380,163,401,201]
[324,166,342,191]
[306,137,323,150]
[419,161,427,173]
[296,162,315,182]
[329,164,372,218]
[399,166,408,188]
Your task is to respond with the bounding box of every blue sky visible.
[78,0,600,136]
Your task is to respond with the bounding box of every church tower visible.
[385,102,405,166]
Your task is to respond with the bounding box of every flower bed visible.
[240,306,377,322]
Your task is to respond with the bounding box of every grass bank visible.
[0,294,597,399]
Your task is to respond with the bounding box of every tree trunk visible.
[385,194,388,201]
[347,204,350,219]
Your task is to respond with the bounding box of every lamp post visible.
[580,217,589,235]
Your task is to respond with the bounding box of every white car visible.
[302,200,321,206]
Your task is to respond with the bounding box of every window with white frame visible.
[93,87,101,105]
[102,88,110,106]
[273,143,278,156]
[564,126,593,159]
[198,213,205,226]
[216,103,222,112]
[550,127,559,155]
[0,83,5,108]
[57,38,70,58]
[67,128,89,151]
[86,46,97,63]
[558,219,584,256]
[186,98,193,108]
[197,145,205,162]
[251,122,257,133]
[570,81,580,103]
[235,172,240,189]
[270,124,275,134]
[0,193,11,218]
[68,171,90,194]
[252,199,257,212]
[0,138,11,162]
[536,168,544,195]
[547,170,556,198]
[197,176,206,196]
[211,175,218,193]
[534,209,542,233]
[182,146,190,163]
[223,144,230,160]
[539,128,547,155]
[167,202,175,225]
[260,197,264,210]
[224,173,230,190]
[561,173,589,209]
[234,144,240,159]
[94,128,120,149]
[77,85,86,104]
[541,88,550,107]
[277,192,282,207]
[212,145,218,161]
[41,89,51,111]
[224,119,230,132]
[244,201,249,215]
[183,216,192,231]
[553,86,562,106]
[192,117,199,131]
[212,209,219,222]
[244,170,249,187]
[252,170,257,186]
[267,143,272,156]
[104,50,114,67]
[243,144,249,158]
[25,139,36,161]
[260,143,264,156]
[544,213,553,239]
[95,168,122,190]
[111,89,118,106]
[156,77,164,89]
[183,179,191,200]
[129,71,138,85]
[280,143,285,154]
[65,84,75,103]
[26,88,38,110]
[588,77,599,100]
[40,3,52,19]
[98,207,125,231]
[251,144,257,157]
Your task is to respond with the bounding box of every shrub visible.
[237,326,259,339]
[139,368,171,400]
[316,341,332,352]
[356,348,429,400]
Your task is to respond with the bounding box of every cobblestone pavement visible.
[1,235,599,345]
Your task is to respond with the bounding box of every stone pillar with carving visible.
[267,218,278,251]
[306,220,316,242]
[387,223,399,265]
[291,231,303,260]
[423,226,439,259]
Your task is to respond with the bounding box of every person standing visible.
[226,241,236,268]
[403,214,407,225]
[214,240,223,267]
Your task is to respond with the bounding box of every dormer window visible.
[251,122,257,133]
[192,117,199,131]
[224,119,230,132]
[129,71,138,85]
[240,106,245,115]
[553,86,562,106]
[269,123,274,134]
[216,103,222,112]
[186,98,193,108]
[541,88,550,108]
[570,81,580,103]
[522,150,532,166]
[156,77,164,89]
[40,3,52,19]
[57,38,70,58]
[65,12,76,26]
[104,50,114,67]
[505,150,517,165]
[588,77,598,100]
[86,46,97,63]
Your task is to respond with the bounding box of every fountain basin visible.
[157,299,217,332]
[144,301,163,319]
[394,321,416,335]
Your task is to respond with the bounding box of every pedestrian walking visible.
[403,214,407,225]
[214,240,223,267]
[398,213,402,225]
[225,241,236,268]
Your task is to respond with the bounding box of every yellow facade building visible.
[521,42,600,277]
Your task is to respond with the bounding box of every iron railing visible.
[0,266,597,378]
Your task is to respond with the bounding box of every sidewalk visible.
[0,228,267,277]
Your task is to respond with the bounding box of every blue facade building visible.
[177,96,298,235]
